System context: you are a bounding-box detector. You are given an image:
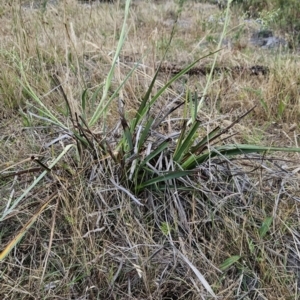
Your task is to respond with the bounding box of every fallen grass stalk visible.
[1,144,75,222]
[176,248,217,298]
[0,191,57,262]
[109,178,144,206]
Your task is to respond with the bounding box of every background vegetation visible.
[211,0,300,47]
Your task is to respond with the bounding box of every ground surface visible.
[1,1,300,299]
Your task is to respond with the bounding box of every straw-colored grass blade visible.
[0,193,56,262]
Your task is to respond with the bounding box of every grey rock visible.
[250,30,287,49]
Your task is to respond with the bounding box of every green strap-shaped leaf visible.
[173,120,187,156]
[137,116,155,151]
[88,0,132,126]
[219,255,241,271]
[189,126,221,155]
[136,170,195,191]
[259,216,273,238]
[173,120,201,163]
[81,88,88,119]
[122,118,134,153]
[139,138,171,167]
[183,144,300,170]
[134,50,221,130]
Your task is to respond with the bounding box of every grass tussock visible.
[1,0,300,299]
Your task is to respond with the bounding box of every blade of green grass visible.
[189,126,221,155]
[21,84,67,129]
[81,88,88,119]
[182,144,300,170]
[194,0,232,119]
[173,120,201,163]
[132,63,163,130]
[173,119,187,157]
[136,169,195,191]
[121,116,134,154]
[135,51,221,129]
[132,4,185,130]
[90,83,104,109]
[97,58,145,126]
[137,115,155,151]
[219,255,241,271]
[139,138,171,167]
[88,0,132,126]
[259,216,273,238]
[13,56,67,129]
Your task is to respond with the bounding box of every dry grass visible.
[1,0,300,299]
